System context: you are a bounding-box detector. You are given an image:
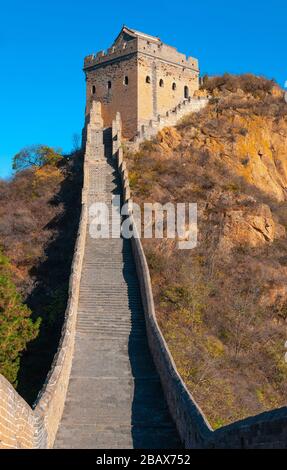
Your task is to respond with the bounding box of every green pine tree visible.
[0,251,40,386]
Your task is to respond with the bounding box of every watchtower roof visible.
[114,25,161,45]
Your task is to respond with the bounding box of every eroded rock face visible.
[218,203,285,252]
[156,127,181,153]
[233,115,287,202]
[200,189,285,256]
[177,96,287,203]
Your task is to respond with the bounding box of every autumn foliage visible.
[0,146,82,401]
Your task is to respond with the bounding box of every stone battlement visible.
[84,40,138,69]
[84,26,200,138]
[132,95,209,146]
[84,26,198,72]
[84,40,198,71]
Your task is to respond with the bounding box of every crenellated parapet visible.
[84,31,198,72]
[137,39,198,71]
[84,26,200,139]
[128,95,209,148]
[84,40,138,70]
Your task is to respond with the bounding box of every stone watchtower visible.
[83,26,200,139]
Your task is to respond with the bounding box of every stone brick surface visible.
[54,106,181,449]
[84,26,199,139]
[0,375,42,449]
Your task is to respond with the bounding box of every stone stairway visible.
[133,96,209,145]
[54,130,181,449]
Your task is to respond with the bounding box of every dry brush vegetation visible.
[0,148,82,403]
[125,74,287,428]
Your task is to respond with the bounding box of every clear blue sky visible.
[0,0,286,178]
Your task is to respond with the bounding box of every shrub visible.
[128,171,139,189]
[13,145,62,173]
[125,74,287,427]
[0,251,40,385]
[202,73,275,97]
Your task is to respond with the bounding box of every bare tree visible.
[72,133,81,152]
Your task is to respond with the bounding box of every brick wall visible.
[137,53,198,126]
[85,55,138,139]
[0,375,45,449]
[84,30,200,140]
[129,96,209,148]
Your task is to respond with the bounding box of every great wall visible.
[1,27,287,449]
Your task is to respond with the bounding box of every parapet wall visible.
[31,105,104,447]
[0,123,91,451]
[113,113,213,448]
[137,37,198,70]
[113,112,287,449]
[0,375,44,448]
[131,96,209,148]
[84,34,198,72]
[84,39,137,70]
[0,204,87,449]
[33,202,87,448]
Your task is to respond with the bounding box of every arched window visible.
[107,80,112,89]
[159,79,164,87]
[123,76,129,86]
[92,85,96,95]
[146,76,151,84]
[172,82,176,91]
[184,85,189,99]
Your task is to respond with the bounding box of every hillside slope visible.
[125,74,287,428]
[0,152,82,402]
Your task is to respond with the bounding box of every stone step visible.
[80,290,140,296]
[77,312,145,319]
[76,326,145,335]
[78,287,142,293]
[76,325,145,333]
[77,310,144,316]
[76,318,145,325]
[78,291,142,298]
[54,134,180,449]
